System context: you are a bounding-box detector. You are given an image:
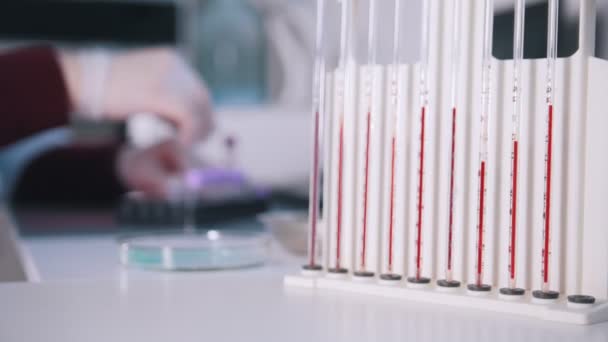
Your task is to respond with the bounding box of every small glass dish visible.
[118,229,271,271]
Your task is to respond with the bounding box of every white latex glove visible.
[59,47,214,145]
[116,139,185,198]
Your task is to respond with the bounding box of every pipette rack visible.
[285,0,608,325]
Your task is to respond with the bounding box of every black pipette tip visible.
[328,267,349,274]
[380,273,402,281]
[467,283,492,292]
[301,264,323,271]
[353,271,375,278]
[499,287,525,296]
[568,294,596,304]
[437,279,461,288]
[532,290,559,299]
[407,276,431,284]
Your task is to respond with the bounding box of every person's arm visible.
[5,45,212,200]
[0,46,71,147]
[13,143,124,205]
[14,139,184,204]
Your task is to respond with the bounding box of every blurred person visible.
[0,46,214,202]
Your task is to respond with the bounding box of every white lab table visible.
[0,232,607,341]
[21,233,300,281]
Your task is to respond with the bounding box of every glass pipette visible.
[409,0,431,285]
[533,0,559,300]
[329,0,352,274]
[468,0,494,293]
[501,0,526,296]
[355,0,378,278]
[380,0,403,282]
[303,0,327,273]
[438,0,461,288]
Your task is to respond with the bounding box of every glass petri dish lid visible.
[118,229,271,271]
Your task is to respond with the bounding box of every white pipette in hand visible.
[126,112,201,233]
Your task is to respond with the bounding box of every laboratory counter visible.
[1,209,608,341]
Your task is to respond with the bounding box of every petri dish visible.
[118,229,271,271]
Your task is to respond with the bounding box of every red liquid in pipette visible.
[509,140,519,281]
[335,120,345,269]
[360,111,372,270]
[542,104,554,286]
[309,110,320,266]
[415,106,426,279]
[476,161,487,286]
[387,135,397,272]
[447,107,457,274]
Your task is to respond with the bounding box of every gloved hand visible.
[59,47,214,145]
[116,139,185,198]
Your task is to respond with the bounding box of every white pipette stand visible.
[285,0,608,325]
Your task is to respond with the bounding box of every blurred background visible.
[0,0,605,236]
